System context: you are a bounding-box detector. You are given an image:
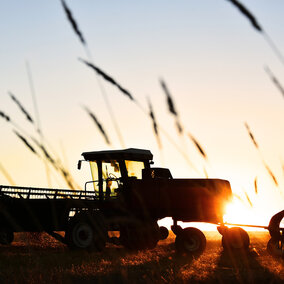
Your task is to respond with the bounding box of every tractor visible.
[0,148,252,255]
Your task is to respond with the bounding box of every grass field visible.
[0,231,283,283]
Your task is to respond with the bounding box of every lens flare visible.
[223,196,268,230]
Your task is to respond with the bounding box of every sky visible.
[0,0,284,226]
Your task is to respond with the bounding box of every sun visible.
[223,196,268,230]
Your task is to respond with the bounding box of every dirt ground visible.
[0,231,283,283]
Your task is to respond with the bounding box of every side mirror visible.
[77,160,82,170]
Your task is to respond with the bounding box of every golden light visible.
[223,196,267,231]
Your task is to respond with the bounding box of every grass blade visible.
[160,79,183,134]
[244,191,253,207]
[226,0,262,32]
[83,106,111,145]
[147,98,162,149]
[1,107,79,189]
[8,91,34,124]
[0,111,10,122]
[188,132,207,160]
[203,167,209,178]
[77,62,196,171]
[32,138,78,189]
[60,1,125,147]
[227,1,284,66]
[233,193,244,203]
[61,0,86,45]
[13,130,38,156]
[254,177,258,194]
[79,58,134,101]
[263,162,279,187]
[79,58,197,170]
[59,168,75,190]
[244,122,259,149]
[0,163,16,186]
[26,61,42,133]
[175,121,183,134]
[160,79,178,116]
[264,66,284,98]
[31,138,56,167]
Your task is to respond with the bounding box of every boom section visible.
[0,185,98,200]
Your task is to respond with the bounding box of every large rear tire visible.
[66,212,107,251]
[175,227,206,256]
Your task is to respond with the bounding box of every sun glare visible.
[223,197,267,231]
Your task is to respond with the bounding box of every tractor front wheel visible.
[65,212,107,251]
[159,226,169,240]
[175,227,206,256]
[222,227,250,251]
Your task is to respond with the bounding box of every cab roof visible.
[82,148,153,161]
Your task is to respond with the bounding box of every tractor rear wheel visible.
[66,212,107,251]
[0,227,14,245]
[267,238,283,258]
[175,227,206,256]
[222,227,250,251]
[120,221,160,250]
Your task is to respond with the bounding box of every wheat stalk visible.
[83,106,111,145]
[60,1,126,147]
[188,132,207,160]
[244,122,279,187]
[8,91,34,124]
[226,0,284,66]
[0,111,10,122]
[244,122,259,149]
[0,163,16,186]
[13,130,38,155]
[244,191,253,207]
[79,58,134,101]
[254,177,258,194]
[226,0,262,31]
[60,0,86,45]
[264,65,284,98]
[160,78,183,135]
[263,162,279,187]
[1,108,79,189]
[79,62,197,171]
[147,97,162,149]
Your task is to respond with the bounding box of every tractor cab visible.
[79,148,154,200]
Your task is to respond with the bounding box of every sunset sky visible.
[1,0,283,226]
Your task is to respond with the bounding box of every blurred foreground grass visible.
[0,231,283,283]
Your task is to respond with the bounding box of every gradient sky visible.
[1,0,283,225]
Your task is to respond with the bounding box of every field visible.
[0,230,283,283]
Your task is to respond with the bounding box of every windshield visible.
[102,160,122,198]
[125,160,145,179]
[89,161,99,193]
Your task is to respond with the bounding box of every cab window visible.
[102,160,122,198]
[89,161,99,193]
[125,160,145,179]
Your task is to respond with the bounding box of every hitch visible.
[171,219,183,236]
